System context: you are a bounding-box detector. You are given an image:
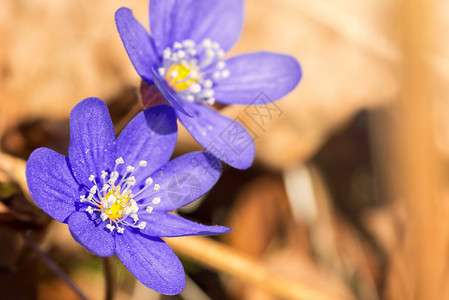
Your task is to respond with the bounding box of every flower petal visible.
[214,52,302,105]
[151,67,193,117]
[26,148,78,223]
[68,98,116,187]
[115,7,160,84]
[67,211,115,257]
[115,230,185,295]
[177,103,255,169]
[150,0,244,53]
[134,152,221,212]
[139,211,230,237]
[116,105,177,179]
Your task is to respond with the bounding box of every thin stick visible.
[22,232,89,300]
[165,236,353,300]
[103,256,116,300]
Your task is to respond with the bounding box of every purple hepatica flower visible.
[25,98,229,295]
[115,0,302,170]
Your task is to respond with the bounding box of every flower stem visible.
[21,231,89,300]
[102,256,116,300]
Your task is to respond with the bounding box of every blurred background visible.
[1,0,448,299]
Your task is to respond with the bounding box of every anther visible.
[145,177,153,186]
[132,214,139,222]
[101,213,108,221]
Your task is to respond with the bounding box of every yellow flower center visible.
[101,186,132,222]
[165,62,199,91]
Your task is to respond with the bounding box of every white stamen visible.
[202,38,212,47]
[86,206,94,214]
[154,184,160,191]
[88,175,95,182]
[115,157,124,165]
[125,176,136,186]
[117,227,124,234]
[139,160,148,167]
[102,184,110,193]
[178,50,186,59]
[126,166,135,173]
[221,69,230,78]
[189,69,199,78]
[132,214,139,222]
[80,195,86,202]
[106,224,115,232]
[217,61,226,69]
[163,48,171,59]
[170,70,179,79]
[138,222,147,229]
[145,177,153,186]
[204,79,213,88]
[190,84,202,94]
[205,49,214,58]
[206,97,216,105]
[146,206,153,213]
[203,89,214,98]
[183,39,195,48]
[152,197,161,205]
[101,213,108,221]
[89,186,97,194]
[188,49,197,56]
[213,71,221,80]
[161,38,228,105]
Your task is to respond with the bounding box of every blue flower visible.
[25,98,229,295]
[115,0,302,170]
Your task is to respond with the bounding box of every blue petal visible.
[151,67,193,117]
[67,212,115,257]
[139,211,231,237]
[116,105,177,180]
[115,231,185,295]
[214,52,302,105]
[133,152,221,212]
[68,98,116,187]
[115,7,160,84]
[26,148,78,223]
[150,0,244,54]
[177,103,255,169]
